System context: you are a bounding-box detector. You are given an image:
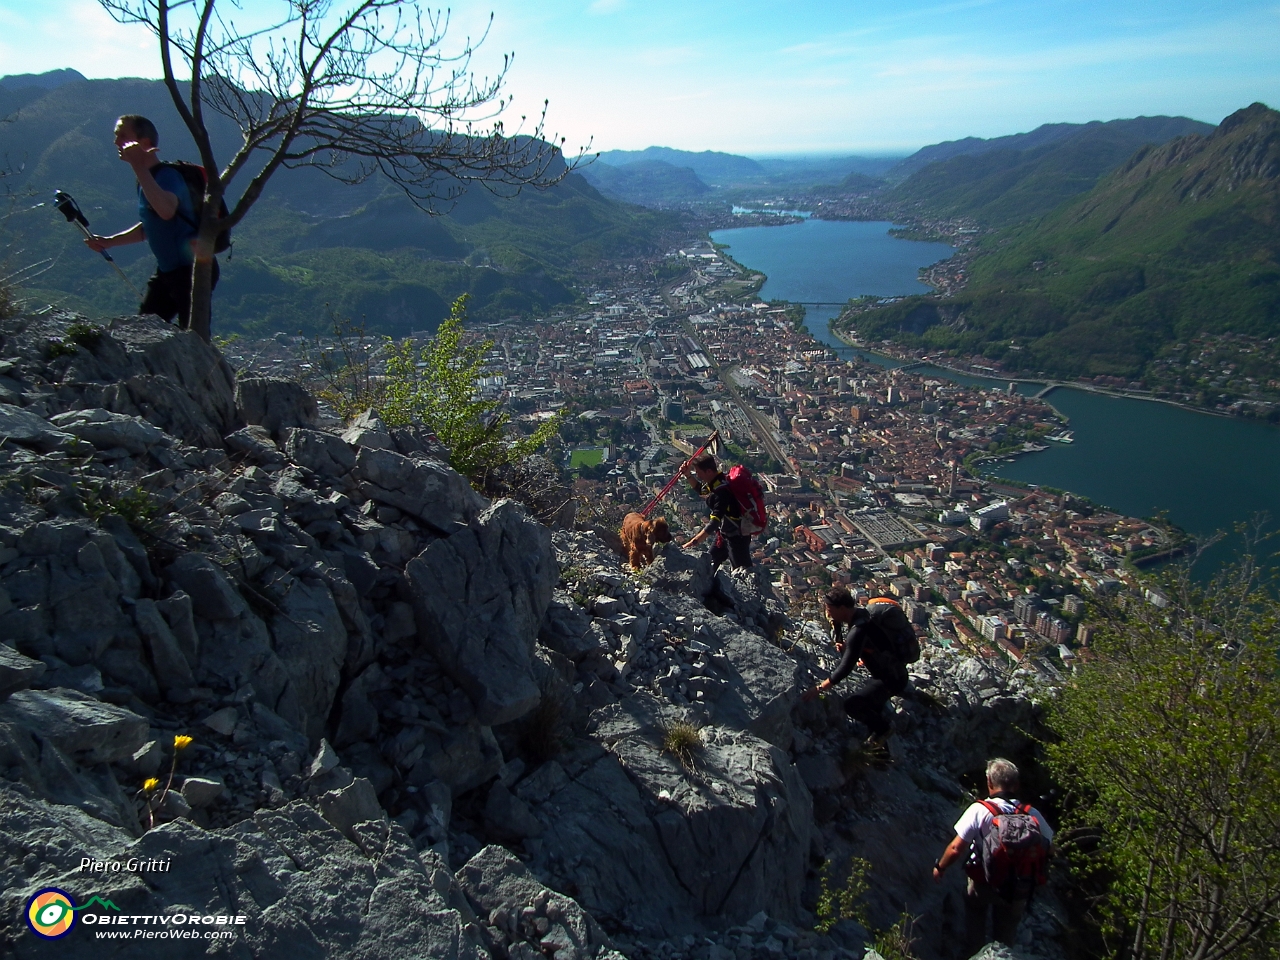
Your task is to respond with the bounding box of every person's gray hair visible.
[986,758,1020,793]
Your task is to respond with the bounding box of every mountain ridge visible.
[843,103,1280,384]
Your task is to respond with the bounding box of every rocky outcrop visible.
[0,314,1066,960]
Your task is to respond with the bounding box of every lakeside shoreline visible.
[824,321,1251,424]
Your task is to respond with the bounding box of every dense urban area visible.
[224,233,1186,682]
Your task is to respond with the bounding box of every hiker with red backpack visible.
[84,115,222,329]
[933,757,1054,954]
[802,587,919,744]
[680,453,766,573]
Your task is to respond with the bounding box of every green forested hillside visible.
[577,159,712,205]
[885,116,1213,225]
[0,74,677,335]
[844,104,1280,380]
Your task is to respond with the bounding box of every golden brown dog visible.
[620,512,672,569]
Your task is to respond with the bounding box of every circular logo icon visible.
[26,888,77,940]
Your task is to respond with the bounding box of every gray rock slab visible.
[353,446,486,533]
[0,687,148,764]
[180,776,224,808]
[0,645,45,700]
[590,695,812,925]
[166,554,245,621]
[48,407,167,454]
[224,424,284,463]
[0,404,72,450]
[133,598,195,696]
[235,376,318,440]
[284,427,356,477]
[319,776,385,841]
[538,591,608,662]
[457,845,614,959]
[0,783,489,959]
[407,500,556,726]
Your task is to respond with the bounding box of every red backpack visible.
[972,800,1050,900]
[726,465,767,536]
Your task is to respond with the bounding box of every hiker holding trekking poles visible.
[82,115,221,329]
[933,757,1054,954]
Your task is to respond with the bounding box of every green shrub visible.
[380,294,562,482]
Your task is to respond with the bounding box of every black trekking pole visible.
[53,190,143,300]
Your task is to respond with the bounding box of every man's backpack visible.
[974,800,1050,900]
[726,465,767,536]
[867,597,921,664]
[161,161,232,255]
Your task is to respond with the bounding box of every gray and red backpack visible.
[970,800,1051,900]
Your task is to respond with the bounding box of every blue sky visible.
[1,0,1277,154]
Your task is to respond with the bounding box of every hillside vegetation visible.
[578,158,712,205]
[0,73,677,334]
[844,104,1280,381]
[885,116,1214,226]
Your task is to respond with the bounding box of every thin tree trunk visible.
[187,227,217,342]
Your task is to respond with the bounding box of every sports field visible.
[569,448,605,469]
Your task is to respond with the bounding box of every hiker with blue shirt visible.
[84,115,220,329]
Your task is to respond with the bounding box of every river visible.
[710,219,1280,559]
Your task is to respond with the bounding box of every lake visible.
[710,219,1280,557]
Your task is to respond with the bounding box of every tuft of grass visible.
[872,913,921,960]
[662,721,702,770]
[79,482,160,527]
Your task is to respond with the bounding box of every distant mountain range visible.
[884,116,1215,225]
[0,71,676,335]
[847,103,1280,380]
[585,121,1213,220]
[585,146,900,203]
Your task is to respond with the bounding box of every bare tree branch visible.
[97,0,592,340]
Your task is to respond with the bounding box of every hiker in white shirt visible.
[932,758,1054,954]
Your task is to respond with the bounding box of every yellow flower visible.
[143,778,160,793]
[173,735,193,751]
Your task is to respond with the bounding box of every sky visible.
[1,0,1277,155]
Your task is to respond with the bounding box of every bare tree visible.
[99,0,588,341]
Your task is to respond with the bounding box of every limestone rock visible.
[483,782,543,841]
[48,407,167,454]
[132,598,194,698]
[407,500,556,725]
[457,845,614,959]
[284,427,356,478]
[0,402,72,450]
[0,646,45,700]
[341,409,396,450]
[353,446,486,534]
[0,783,489,959]
[319,777,385,840]
[235,376,318,440]
[539,590,609,662]
[179,777,224,809]
[0,688,148,764]
[224,424,284,463]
